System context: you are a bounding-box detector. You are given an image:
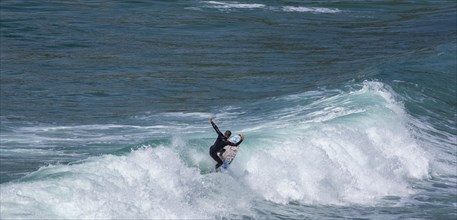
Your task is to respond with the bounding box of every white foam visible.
[240,81,430,205]
[203,1,265,9]
[282,6,341,13]
[162,112,209,118]
[0,147,253,219]
[0,148,79,157]
[0,123,171,151]
[198,1,342,14]
[1,81,436,217]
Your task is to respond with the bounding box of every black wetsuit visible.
[209,121,242,169]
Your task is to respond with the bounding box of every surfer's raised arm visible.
[208,116,223,137]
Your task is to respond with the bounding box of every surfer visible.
[208,116,243,170]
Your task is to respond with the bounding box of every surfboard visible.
[219,134,242,172]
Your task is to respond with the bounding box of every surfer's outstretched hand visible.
[208,116,213,122]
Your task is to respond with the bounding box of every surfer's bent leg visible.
[209,147,223,169]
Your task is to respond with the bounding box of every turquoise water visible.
[1,0,456,219]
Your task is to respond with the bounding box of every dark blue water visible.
[1,1,456,219]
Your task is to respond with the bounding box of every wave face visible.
[1,81,436,218]
[241,81,430,205]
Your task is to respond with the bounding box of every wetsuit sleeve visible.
[228,138,243,146]
[211,121,224,137]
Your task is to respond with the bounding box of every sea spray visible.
[0,147,252,219]
[242,81,430,205]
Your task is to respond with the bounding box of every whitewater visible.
[2,81,453,219]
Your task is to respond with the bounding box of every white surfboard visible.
[219,134,242,172]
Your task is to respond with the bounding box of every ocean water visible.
[1,0,456,219]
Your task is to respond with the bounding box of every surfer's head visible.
[224,130,231,138]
